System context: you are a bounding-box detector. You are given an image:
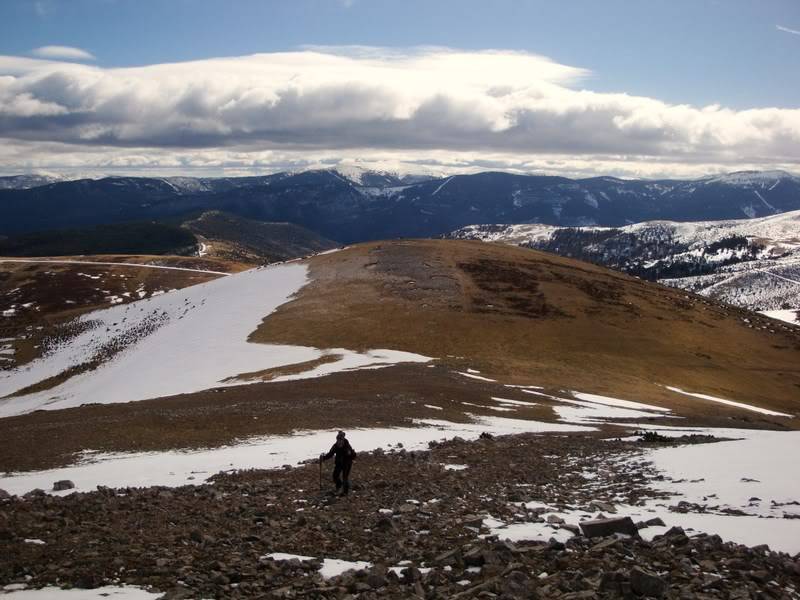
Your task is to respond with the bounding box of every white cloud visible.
[777,25,800,36]
[0,46,797,177]
[30,45,95,61]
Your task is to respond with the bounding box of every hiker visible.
[320,430,357,495]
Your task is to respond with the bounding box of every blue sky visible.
[0,0,798,177]
[3,0,798,108]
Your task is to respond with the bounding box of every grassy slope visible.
[253,239,800,421]
[0,222,198,257]
[183,211,337,263]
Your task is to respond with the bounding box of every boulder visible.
[400,566,422,583]
[579,516,639,538]
[375,517,395,532]
[434,548,461,567]
[629,566,667,597]
[366,572,387,589]
[589,501,617,514]
[663,526,689,545]
[459,515,485,528]
[463,547,485,567]
[52,480,75,491]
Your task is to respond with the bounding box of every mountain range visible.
[2,168,799,243]
[0,211,335,263]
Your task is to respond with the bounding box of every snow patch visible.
[665,386,793,418]
[759,308,800,326]
[456,371,496,382]
[483,517,575,544]
[491,397,538,407]
[571,392,670,412]
[263,553,371,579]
[431,176,454,196]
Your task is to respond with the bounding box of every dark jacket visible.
[323,440,356,466]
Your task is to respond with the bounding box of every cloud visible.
[30,45,95,61]
[0,46,797,177]
[777,25,800,36]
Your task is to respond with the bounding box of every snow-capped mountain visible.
[325,164,441,186]
[450,210,800,315]
[702,170,795,187]
[0,174,72,190]
[2,169,800,243]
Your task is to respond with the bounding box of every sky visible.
[0,0,799,179]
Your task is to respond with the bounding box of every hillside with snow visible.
[450,210,800,316]
[0,260,429,418]
[1,239,800,597]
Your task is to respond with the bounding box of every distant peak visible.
[704,170,797,185]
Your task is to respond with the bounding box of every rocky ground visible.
[2,432,799,599]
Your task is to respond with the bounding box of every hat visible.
[336,430,346,439]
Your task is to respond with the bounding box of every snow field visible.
[0,263,431,417]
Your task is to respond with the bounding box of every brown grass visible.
[222,354,343,383]
[252,239,800,420]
